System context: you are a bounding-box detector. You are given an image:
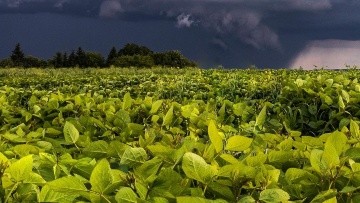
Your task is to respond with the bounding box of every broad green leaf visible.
[83,140,109,159]
[238,196,256,203]
[310,149,324,173]
[255,105,267,127]
[350,120,360,139]
[150,168,186,198]
[120,147,148,167]
[134,157,163,183]
[162,106,174,126]
[338,95,345,109]
[90,159,113,194]
[259,189,290,203]
[310,189,337,203]
[47,176,88,195]
[341,90,350,103]
[135,181,148,199]
[63,121,79,144]
[7,155,33,182]
[122,92,132,110]
[150,100,163,114]
[13,144,39,157]
[322,142,340,169]
[24,172,46,185]
[285,168,319,183]
[225,136,252,151]
[115,187,138,203]
[182,152,217,184]
[325,131,348,156]
[208,120,223,153]
[40,185,78,203]
[208,182,235,201]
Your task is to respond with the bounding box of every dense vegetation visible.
[0,68,360,202]
[0,43,196,68]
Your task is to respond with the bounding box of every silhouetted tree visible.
[106,47,118,66]
[152,50,196,68]
[114,55,154,68]
[76,47,88,68]
[63,52,68,67]
[11,43,25,66]
[51,52,64,68]
[0,58,14,67]
[118,43,153,56]
[68,51,77,67]
[86,52,105,67]
[24,56,47,68]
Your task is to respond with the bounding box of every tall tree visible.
[51,52,63,68]
[86,52,105,67]
[76,47,87,68]
[11,43,25,66]
[63,52,68,67]
[68,51,76,67]
[106,47,118,66]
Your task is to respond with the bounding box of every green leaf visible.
[40,185,78,203]
[338,95,345,109]
[134,157,163,183]
[237,196,256,203]
[310,149,324,173]
[47,176,88,195]
[115,187,138,203]
[150,100,163,114]
[285,168,319,184]
[255,105,267,127]
[325,131,348,155]
[120,147,148,167]
[63,121,79,144]
[350,120,360,139]
[122,92,132,110]
[162,106,174,126]
[182,152,217,184]
[322,142,340,169]
[208,120,223,153]
[83,140,109,159]
[7,155,33,182]
[310,189,337,203]
[150,168,186,198]
[90,159,113,194]
[341,90,350,103]
[225,136,252,151]
[259,189,290,203]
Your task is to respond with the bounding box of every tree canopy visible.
[0,43,197,68]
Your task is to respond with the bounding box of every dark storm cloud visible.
[0,0,335,49]
[1,0,360,67]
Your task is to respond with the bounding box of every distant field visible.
[0,68,360,202]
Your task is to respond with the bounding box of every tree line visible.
[0,43,197,68]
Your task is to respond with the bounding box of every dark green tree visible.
[10,43,25,66]
[118,43,153,56]
[76,47,87,68]
[68,51,77,67]
[86,52,105,67]
[51,52,64,68]
[106,47,118,66]
[153,50,196,68]
[24,56,47,68]
[0,58,14,68]
[114,55,154,68]
[63,52,68,67]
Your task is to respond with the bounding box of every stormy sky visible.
[1,0,360,68]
